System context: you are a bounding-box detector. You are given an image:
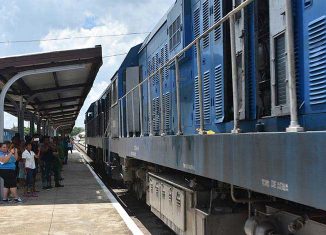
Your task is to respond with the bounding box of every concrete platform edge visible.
[79,152,144,235]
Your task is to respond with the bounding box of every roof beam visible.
[25,83,86,96]
[52,117,76,122]
[52,72,64,114]
[53,122,74,127]
[49,111,78,118]
[6,84,83,96]
[38,104,78,112]
[30,96,82,106]
[44,108,79,115]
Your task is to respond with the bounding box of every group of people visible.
[0,134,74,203]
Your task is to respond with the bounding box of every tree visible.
[70,127,84,136]
[24,127,30,136]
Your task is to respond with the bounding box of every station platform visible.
[0,151,140,235]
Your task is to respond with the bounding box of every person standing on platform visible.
[40,137,64,189]
[0,143,22,203]
[17,156,26,193]
[63,136,69,165]
[58,137,65,164]
[67,138,73,154]
[52,138,64,187]
[31,136,40,193]
[11,135,23,181]
[22,142,39,197]
[40,137,53,189]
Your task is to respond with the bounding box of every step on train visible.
[85,0,326,234]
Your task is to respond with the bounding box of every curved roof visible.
[0,46,103,133]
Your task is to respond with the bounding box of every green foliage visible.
[24,127,30,136]
[70,127,84,136]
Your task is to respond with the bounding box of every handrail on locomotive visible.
[115,0,302,138]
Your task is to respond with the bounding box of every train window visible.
[111,79,118,106]
[169,16,181,51]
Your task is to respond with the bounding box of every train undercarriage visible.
[86,133,326,235]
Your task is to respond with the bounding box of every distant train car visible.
[86,0,326,234]
[3,129,16,142]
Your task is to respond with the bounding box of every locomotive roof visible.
[139,13,168,53]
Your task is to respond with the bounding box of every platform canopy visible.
[0,46,102,135]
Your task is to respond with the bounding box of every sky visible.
[0,0,175,128]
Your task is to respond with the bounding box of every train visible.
[3,129,17,142]
[85,0,326,234]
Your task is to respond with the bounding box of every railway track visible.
[75,143,174,235]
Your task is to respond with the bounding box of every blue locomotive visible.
[86,0,326,234]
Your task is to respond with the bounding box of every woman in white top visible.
[22,142,39,196]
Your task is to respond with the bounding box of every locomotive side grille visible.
[164,44,168,80]
[161,43,168,80]
[161,47,164,69]
[214,0,222,41]
[155,53,159,85]
[293,0,302,107]
[160,47,165,80]
[150,56,154,86]
[147,58,151,76]
[194,76,200,124]
[214,65,223,122]
[163,92,171,131]
[203,71,211,123]
[202,0,210,48]
[152,97,160,133]
[151,97,155,131]
[274,33,287,106]
[148,58,155,87]
[193,8,200,54]
[308,16,326,105]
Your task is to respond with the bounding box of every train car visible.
[3,129,17,142]
[86,0,326,234]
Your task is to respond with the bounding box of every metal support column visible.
[30,115,35,136]
[148,77,153,136]
[285,0,304,132]
[126,95,130,137]
[229,15,241,133]
[138,84,143,137]
[45,120,47,136]
[37,119,41,135]
[18,97,25,140]
[159,69,165,136]
[121,99,125,137]
[131,90,136,137]
[118,99,121,138]
[37,115,41,135]
[175,57,182,135]
[41,120,45,136]
[196,40,204,134]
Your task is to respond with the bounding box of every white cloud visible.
[88,81,110,103]
[4,112,17,129]
[38,17,145,127]
[0,1,20,27]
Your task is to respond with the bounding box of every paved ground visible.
[0,151,131,235]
